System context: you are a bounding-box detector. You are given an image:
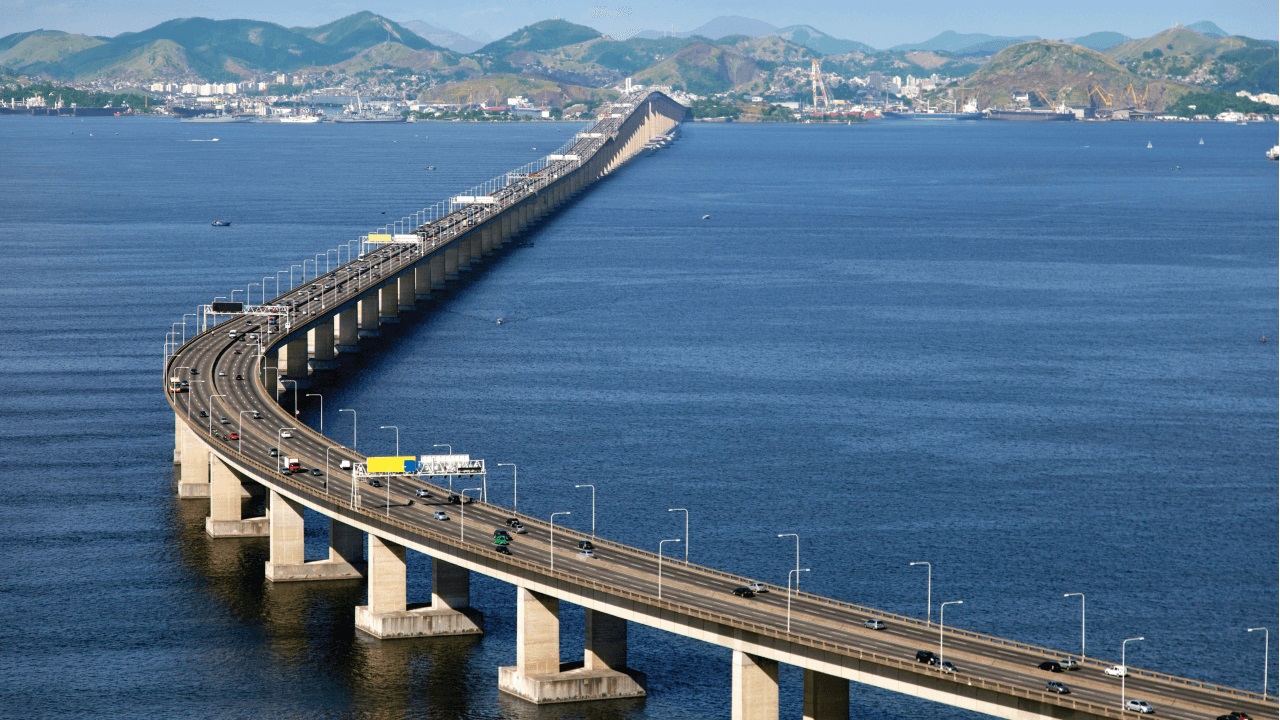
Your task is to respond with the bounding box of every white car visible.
[864,618,886,630]
[433,510,449,521]
[1105,665,1128,678]
[415,488,430,498]
[747,581,769,594]
[280,430,293,438]
[1125,699,1153,714]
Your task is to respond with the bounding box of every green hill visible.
[0,31,106,73]
[475,20,602,58]
[421,72,613,107]
[1107,26,1277,93]
[297,11,441,55]
[632,41,764,95]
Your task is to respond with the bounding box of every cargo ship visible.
[984,109,1075,122]
[883,100,982,121]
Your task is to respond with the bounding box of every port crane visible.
[1088,85,1113,108]
[810,59,831,113]
[1125,82,1148,110]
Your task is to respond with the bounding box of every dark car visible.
[494,529,512,542]
[189,367,198,374]
[370,479,381,488]
[447,494,473,505]
[731,587,756,598]
[309,468,322,476]
[235,374,243,380]
[198,410,208,418]
[496,545,512,555]
[1046,681,1070,695]
[505,518,527,533]
[280,468,292,475]
[577,540,595,550]
[1218,714,1253,720]
[269,447,278,457]
[1038,661,1064,673]
[916,650,939,664]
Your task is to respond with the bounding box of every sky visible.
[1,0,1276,46]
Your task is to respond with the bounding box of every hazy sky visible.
[1,0,1276,46]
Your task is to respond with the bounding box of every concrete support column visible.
[358,294,380,338]
[205,455,267,537]
[173,414,183,465]
[263,492,364,582]
[584,609,627,671]
[378,283,399,323]
[458,236,474,272]
[311,317,336,370]
[517,588,560,675]
[481,224,496,255]
[431,557,471,611]
[397,271,416,311]
[429,254,446,290]
[330,519,364,565]
[802,669,849,720]
[414,264,432,300]
[444,246,459,280]
[354,536,481,638]
[267,490,305,566]
[177,421,211,497]
[337,307,359,352]
[731,650,779,720]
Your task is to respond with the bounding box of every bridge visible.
[164,91,1272,720]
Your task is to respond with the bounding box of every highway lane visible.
[166,95,1270,720]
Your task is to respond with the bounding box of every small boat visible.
[424,165,435,170]
[701,214,711,220]
[1198,138,1204,145]
[1146,141,1153,149]
[211,220,232,227]
[1267,145,1279,161]
[496,317,504,325]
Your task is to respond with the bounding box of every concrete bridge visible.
[164,91,1272,720]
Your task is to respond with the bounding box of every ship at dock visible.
[883,100,982,121]
[984,109,1075,122]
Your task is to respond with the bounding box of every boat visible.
[211,220,232,227]
[1198,138,1204,145]
[1267,145,1279,161]
[1147,141,1153,149]
[985,109,1075,122]
[279,114,320,124]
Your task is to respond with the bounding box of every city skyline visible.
[1,0,1276,47]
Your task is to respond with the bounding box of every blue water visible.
[0,116,1275,719]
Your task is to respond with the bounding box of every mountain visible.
[475,19,602,57]
[777,25,876,55]
[400,20,483,54]
[684,16,779,40]
[1107,26,1222,60]
[0,30,106,74]
[1108,26,1278,93]
[714,35,817,66]
[960,40,1189,111]
[296,11,440,55]
[1186,21,1228,39]
[1067,31,1130,51]
[632,40,764,95]
[892,31,1039,55]
[420,72,609,107]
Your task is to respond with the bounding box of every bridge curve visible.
[163,92,1272,719]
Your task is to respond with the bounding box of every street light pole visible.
[910,561,932,626]
[1121,637,1144,710]
[433,443,452,455]
[306,393,323,434]
[940,600,964,666]
[777,533,800,591]
[1248,627,1269,701]
[498,463,517,512]
[549,512,571,572]
[380,425,399,455]
[787,568,811,632]
[280,379,300,416]
[339,408,357,450]
[668,508,688,562]
[658,538,681,599]
[574,484,595,538]
[1064,592,1085,661]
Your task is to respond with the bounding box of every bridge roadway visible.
[165,93,1272,719]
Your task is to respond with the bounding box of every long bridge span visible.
[164,91,1272,719]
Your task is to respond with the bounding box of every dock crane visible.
[1125,82,1148,110]
[1088,85,1113,108]
[810,59,831,114]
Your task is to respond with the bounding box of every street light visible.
[549,512,571,572]
[306,393,323,434]
[498,462,517,512]
[1247,627,1269,701]
[939,600,964,667]
[1121,637,1144,710]
[658,538,681,599]
[668,508,688,562]
[778,533,801,591]
[324,446,341,494]
[380,425,399,455]
[281,379,299,416]
[1064,592,1085,661]
[910,561,932,626]
[574,484,596,538]
[786,568,811,632]
[460,487,482,541]
[433,443,452,455]
[339,408,357,450]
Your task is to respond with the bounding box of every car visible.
[235,374,243,380]
[268,447,278,457]
[233,349,242,355]
[433,510,449,521]
[1058,659,1080,671]
[369,479,381,488]
[747,581,769,594]
[864,618,886,630]
[1218,713,1253,720]
[1105,665,1128,678]
[578,549,597,559]
[228,432,239,440]
[938,661,959,674]
[217,370,227,377]
[447,494,474,505]
[577,540,595,550]
[252,411,262,419]
[189,367,198,374]
[309,468,322,476]
[916,650,939,664]
[198,410,208,418]
[279,430,293,438]
[496,545,512,555]
[219,417,230,424]
[1045,681,1070,695]
[180,380,190,388]
[731,587,756,598]
[280,468,292,476]
[1038,661,1064,673]
[494,529,512,542]
[1125,700,1154,714]
[415,488,430,498]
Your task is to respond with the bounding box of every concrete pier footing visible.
[354,535,481,639]
[205,456,268,537]
[732,650,779,720]
[264,491,364,582]
[802,669,850,720]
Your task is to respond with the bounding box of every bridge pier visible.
[264,491,364,581]
[414,264,432,301]
[803,669,849,720]
[378,283,399,324]
[481,224,496,255]
[457,236,474,272]
[336,307,359,353]
[396,271,416,312]
[429,254,446,290]
[732,650,779,720]
[358,295,380,338]
[176,420,211,497]
[354,535,482,639]
[310,319,337,371]
[444,246,459,281]
[283,337,309,384]
[205,456,268,537]
[499,590,645,704]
